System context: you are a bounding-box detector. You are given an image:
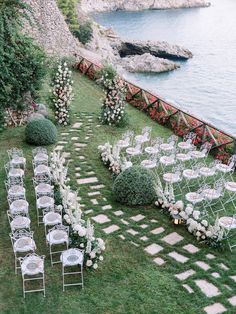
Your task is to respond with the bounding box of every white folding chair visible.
[10,229,36,274]
[60,248,84,291]
[46,225,69,266]
[18,253,45,298]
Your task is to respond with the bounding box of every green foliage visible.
[57,0,78,25]
[73,22,93,44]
[113,166,156,206]
[57,0,93,45]
[96,64,117,89]
[25,118,58,146]
[0,0,47,127]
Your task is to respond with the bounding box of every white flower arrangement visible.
[51,62,74,126]
[154,176,224,246]
[98,142,121,175]
[100,76,127,126]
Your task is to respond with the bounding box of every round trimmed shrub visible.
[113,166,156,206]
[25,118,57,145]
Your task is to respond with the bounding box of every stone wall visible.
[24,0,80,57]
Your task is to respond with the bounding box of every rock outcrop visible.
[120,53,179,73]
[118,40,193,60]
[79,0,210,13]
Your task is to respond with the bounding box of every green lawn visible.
[0,71,235,314]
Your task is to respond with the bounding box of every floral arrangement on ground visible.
[50,149,105,269]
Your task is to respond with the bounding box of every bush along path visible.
[56,111,236,314]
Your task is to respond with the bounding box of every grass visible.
[0,71,235,314]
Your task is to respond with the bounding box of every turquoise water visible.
[93,0,236,136]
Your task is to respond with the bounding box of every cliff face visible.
[79,0,210,13]
[24,0,79,57]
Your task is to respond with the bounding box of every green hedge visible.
[25,118,57,146]
[113,166,156,206]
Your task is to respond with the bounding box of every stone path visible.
[58,112,236,314]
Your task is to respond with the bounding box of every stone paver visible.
[71,137,79,141]
[84,209,93,214]
[150,227,165,235]
[91,199,98,205]
[182,284,194,294]
[130,241,139,247]
[144,243,163,255]
[195,280,221,297]
[102,205,112,210]
[74,143,87,148]
[130,214,145,222]
[114,210,124,216]
[206,254,215,260]
[230,276,236,282]
[162,232,184,245]
[120,219,129,225]
[150,219,158,223]
[103,225,120,234]
[90,184,105,190]
[168,251,189,263]
[55,145,64,151]
[119,235,125,240]
[61,132,69,136]
[203,303,227,314]
[140,224,149,229]
[76,173,81,178]
[175,269,196,281]
[183,244,199,254]
[75,167,81,171]
[153,257,165,266]
[88,191,101,196]
[218,263,229,271]
[126,229,139,236]
[78,156,85,160]
[77,177,98,185]
[140,236,149,241]
[228,295,236,306]
[92,214,110,224]
[211,272,221,279]
[72,122,83,128]
[195,261,211,271]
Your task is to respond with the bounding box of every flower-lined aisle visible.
[51,150,105,269]
[50,149,105,269]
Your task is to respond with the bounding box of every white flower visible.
[99,255,104,261]
[206,231,212,237]
[93,263,98,270]
[90,252,96,259]
[201,220,208,227]
[86,260,92,267]
[193,210,200,220]
[80,243,84,248]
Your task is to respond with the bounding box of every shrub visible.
[113,166,156,206]
[0,0,47,128]
[25,118,58,146]
[74,22,93,45]
[96,64,117,89]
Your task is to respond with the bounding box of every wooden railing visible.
[75,56,236,163]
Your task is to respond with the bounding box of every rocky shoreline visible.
[79,0,210,13]
[23,0,210,75]
[78,0,210,74]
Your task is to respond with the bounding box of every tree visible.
[0,0,47,128]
